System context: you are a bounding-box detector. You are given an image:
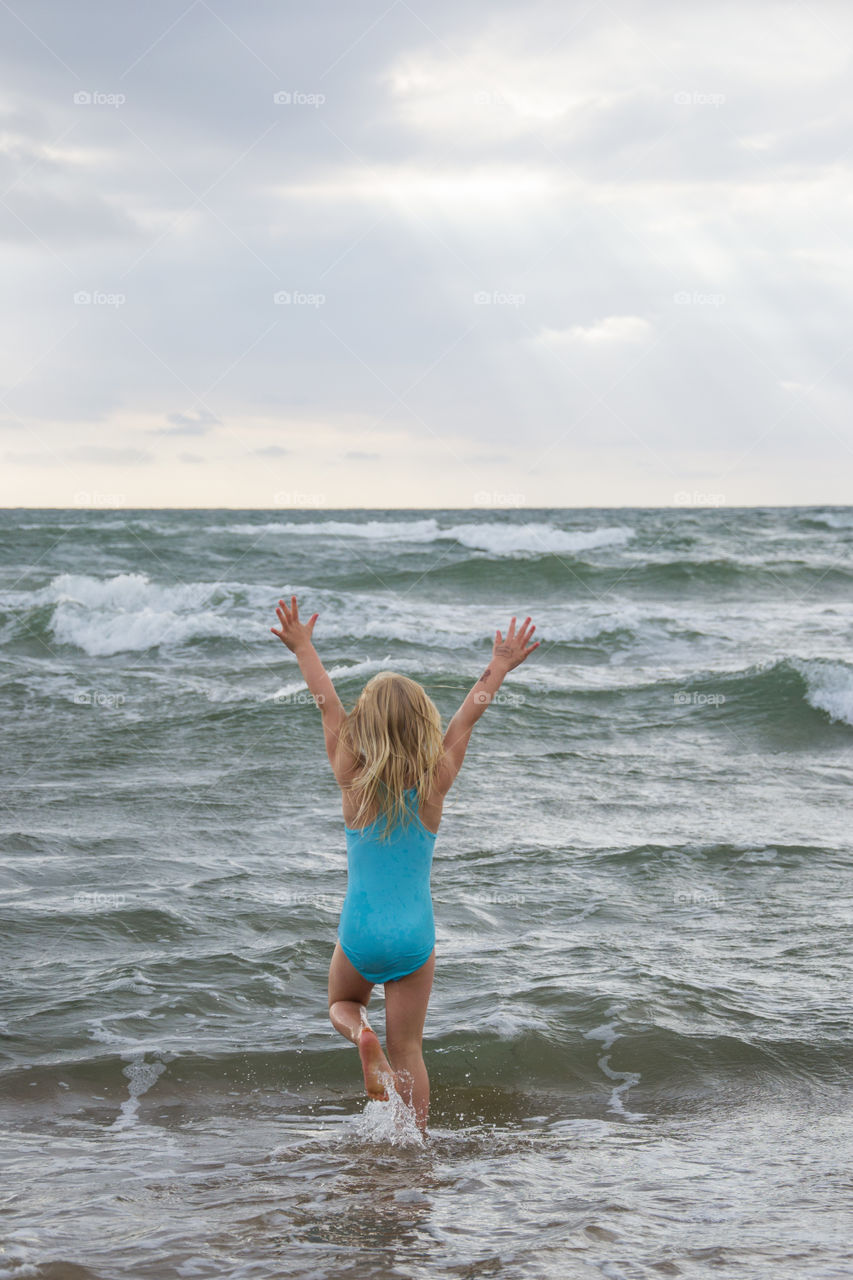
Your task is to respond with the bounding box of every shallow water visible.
[1,506,852,1278]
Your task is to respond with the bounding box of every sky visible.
[1,0,852,508]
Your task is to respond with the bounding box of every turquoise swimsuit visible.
[337,786,437,983]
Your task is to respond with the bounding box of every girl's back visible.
[338,784,438,984]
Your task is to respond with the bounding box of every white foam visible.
[224,517,441,541]
[86,1018,174,1131]
[583,1006,645,1121]
[109,1054,168,1131]
[804,510,853,529]
[583,1020,621,1052]
[222,517,635,558]
[23,567,760,661]
[265,656,390,702]
[87,1016,146,1049]
[41,572,244,656]
[0,1231,43,1280]
[440,521,634,557]
[350,1074,426,1148]
[794,658,853,727]
[102,969,156,995]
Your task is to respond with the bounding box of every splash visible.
[351,1070,427,1148]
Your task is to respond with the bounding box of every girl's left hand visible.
[270,595,319,653]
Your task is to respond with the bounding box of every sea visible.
[1,505,851,1280]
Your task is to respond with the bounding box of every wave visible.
[343,552,853,597]
[6,572,257,657]
[222,518,636,557]
[3,1021,851,1119]
[799,509,853,530]
[793,657,853,727]
[589,840,843,867]
[0,571,670,657]
[5,572,853,702]
[709,657,853,730]
[569,657,853,731]
[50,578,236,656]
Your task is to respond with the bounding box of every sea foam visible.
[223,517,635,557]
[794,658,853,727]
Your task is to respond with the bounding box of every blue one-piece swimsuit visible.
[337,786,437,983]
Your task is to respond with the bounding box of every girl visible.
[271,595,539,1136]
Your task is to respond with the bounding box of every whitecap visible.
[793,658,853,727]
[440,521,634,557]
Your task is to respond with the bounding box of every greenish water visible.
[1,506,851,1280]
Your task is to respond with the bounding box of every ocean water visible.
[1,505,851,1280]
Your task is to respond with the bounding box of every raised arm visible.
[270,596,347,770]
[438,615,539,794]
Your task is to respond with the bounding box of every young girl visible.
[271,595,539,1136]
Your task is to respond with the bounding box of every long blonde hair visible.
[339,671,445,841]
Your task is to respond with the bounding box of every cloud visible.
[5,445,154,466]
[1,0,853,504]
[159,408,221,435]
[536,316,653,346]
[67,445,154,464]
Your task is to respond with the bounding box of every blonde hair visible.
[339,671,445,842]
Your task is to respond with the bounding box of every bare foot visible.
[357,1026,395,1101]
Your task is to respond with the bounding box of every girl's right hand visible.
[271,595,319,654]
[493,615,539,670]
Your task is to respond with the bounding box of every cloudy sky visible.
[2,0,852,507]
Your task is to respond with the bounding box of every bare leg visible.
[384,948,435,1136]
[328,941,395,1100]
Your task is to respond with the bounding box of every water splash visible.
[351,1070,426,1148]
